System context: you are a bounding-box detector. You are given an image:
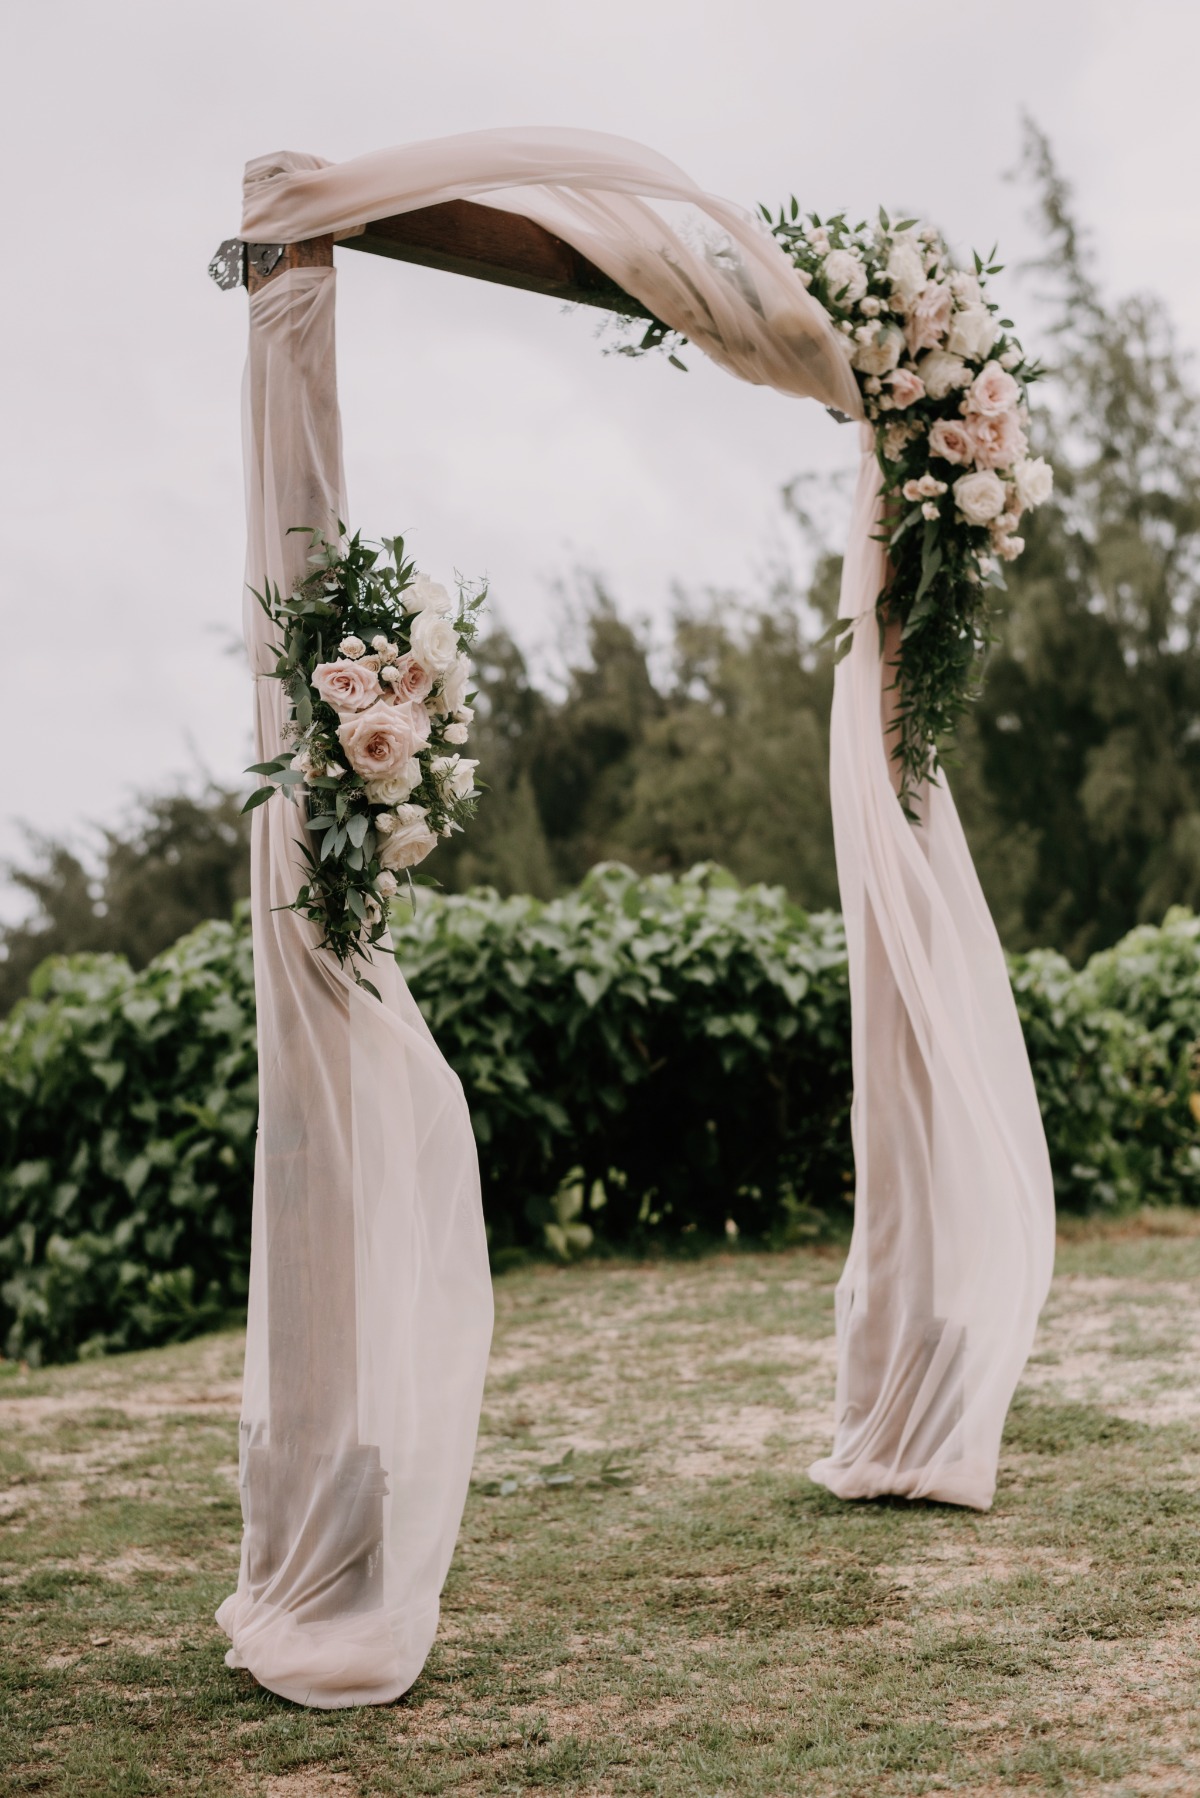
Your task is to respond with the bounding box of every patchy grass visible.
[4,1214,1200,1795]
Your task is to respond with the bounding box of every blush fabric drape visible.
[219,127,1055,1710]
[214,264,494,1707]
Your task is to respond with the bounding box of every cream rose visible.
[434,654,471,717]
[946,304,997,361]
[881,419,918,462]
[311,657,381,713]
[407,572,455,616]
[884,367,925,410]
[431,754,479,800]
[886,240,926,307]
[376,870,400,900]
[338,635,365,659]
[382,652,434,704]
[364,759,422,805]
[994,533,1025,562]
[336,701,429,779]
[950,271,982,306]
[968,408,1027,471]
[968,361,1021,419]
[378,804,438,872]
[953,469,1007,525]
[822,248,867,305]
[371,635,399,662]
[928,419,975,466]
[443,722,470,745]
[851,323,903,377]
[408,609,458,674]
[917,349,970,400]
[905,282,952,356]
[1013,455,1054,509]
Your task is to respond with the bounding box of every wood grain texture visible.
[342,199,649,316]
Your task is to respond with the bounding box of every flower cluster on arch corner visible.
[244,530,485,994]
[764,202,1054,817]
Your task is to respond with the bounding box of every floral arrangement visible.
[760,202,1053,811]
[244,529,483,994]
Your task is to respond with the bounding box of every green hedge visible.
[394,864,853,1254]
[3,871,1200,1363]
[0,919,258,1363]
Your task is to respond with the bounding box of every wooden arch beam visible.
[229,198,650,319]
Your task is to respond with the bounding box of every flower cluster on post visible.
[763,202,1053,814]
[244,530,483,994]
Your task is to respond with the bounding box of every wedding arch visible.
[209,129,1055,1710]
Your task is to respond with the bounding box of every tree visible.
[954,121,1200,960]
[0,787,251,1013]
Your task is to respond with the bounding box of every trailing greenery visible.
[246,528,484,986]
[3,874,1200,1363]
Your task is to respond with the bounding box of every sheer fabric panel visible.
[240,129,864,419]
[215,267,493,1708]
[810,436,1055,1509]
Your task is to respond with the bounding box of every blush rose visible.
[968,408,1027,471]
[905,282,952,356]
[382,652,434,704]
[336,701,430,779]
[311,658,381,713]
[967,361,1021,418]
[884,367,925,409]
[928,419,976,466]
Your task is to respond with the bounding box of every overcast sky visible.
[4,0,1198,907]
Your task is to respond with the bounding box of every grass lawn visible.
[4,1213,1200,1796]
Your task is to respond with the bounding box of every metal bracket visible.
[208,240,286,290]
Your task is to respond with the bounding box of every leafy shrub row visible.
[3,871,1199,1362]
[0,919,258,1363]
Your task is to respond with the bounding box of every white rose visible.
[431,754,479,801]
[946,303,997,361]
[364,759,421,805]
[806,225,830,253]
[916,348,969,401]
[859,295,881,318]
[999,346,1022,370]
[375,811,398,836]
[950,271,982,306]
[1013,455,1054,510]
[994,533,1025,561]
[851,324,903,377]
[378,804,438,872]
[407,573,455,616]
[953,469,1007,525]
[371,635,399,661]
[408,609,458,673]
[338,635,365,659]
[822,248,867,305]
[443,722,470,745]
[435,654,472,717]
[885,240,926,307]
[376,870,399,900]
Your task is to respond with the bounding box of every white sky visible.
[3,0,1198,903]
